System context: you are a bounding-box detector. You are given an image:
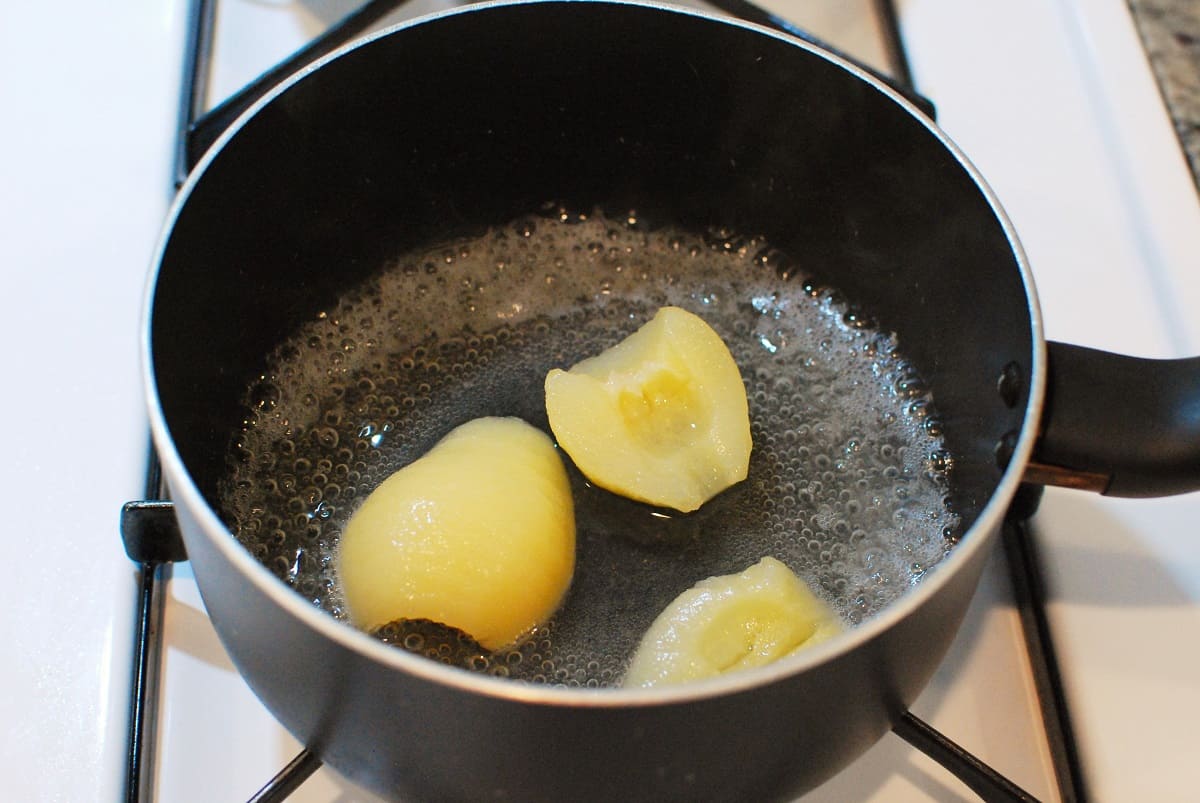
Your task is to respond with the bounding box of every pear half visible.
[623,557,843,688]
[544,306,751,513]
[336,417,575,651]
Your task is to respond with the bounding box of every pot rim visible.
[141,0,1047,708]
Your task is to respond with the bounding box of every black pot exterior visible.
[146,3,1041,800]
[168,478,994,802]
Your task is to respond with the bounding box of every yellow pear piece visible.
[544,306,751,513]
[623,557,843,688]
[336,417,575,651]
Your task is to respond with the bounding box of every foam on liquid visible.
[222,207,959,687]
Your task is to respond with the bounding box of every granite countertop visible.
[1127,0,1200,192]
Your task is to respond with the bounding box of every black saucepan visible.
[143,2,1200,800]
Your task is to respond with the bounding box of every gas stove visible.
[3,1,1198,801]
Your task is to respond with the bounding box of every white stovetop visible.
[904,3,1200,799]
[1,1,1198,801]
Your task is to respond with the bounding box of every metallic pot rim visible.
[141,0,1047,709]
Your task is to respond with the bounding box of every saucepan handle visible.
[1025,341,1200,496]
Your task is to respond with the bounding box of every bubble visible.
[249,379,280,411]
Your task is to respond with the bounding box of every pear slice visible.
[544,306,751,513]
[623,557,842,688]
[336,417,575,651]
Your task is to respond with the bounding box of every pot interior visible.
[150,1,1035,684]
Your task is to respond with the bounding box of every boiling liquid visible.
[222,208,958,687]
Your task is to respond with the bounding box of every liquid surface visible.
[221,207,958,687]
